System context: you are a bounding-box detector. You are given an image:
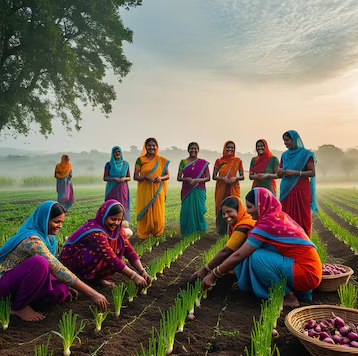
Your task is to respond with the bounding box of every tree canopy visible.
[0,0,141,136]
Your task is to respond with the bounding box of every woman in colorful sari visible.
[103,146,131,222]
[213,141,244,235]
[134,138,170,239]
[0,201,108,322]
[59,200,150,289]
[202,187,322,307]
[177,142,210,237]
[249,139,279,195]
[277,130,317,237]
[54,154,74,210]
[192,196,254,280]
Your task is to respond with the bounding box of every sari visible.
[59,200,139,280]
[0,201,72,309]
[55,155,74,210]
[249,139,279,195]
[179,158,209,237]
[279,130,317,236]
[135,143,170,239]
[104,146,131,222]
[234,187,322,300]
[214,141,243,234]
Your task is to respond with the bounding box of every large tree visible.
[0,0,141,136]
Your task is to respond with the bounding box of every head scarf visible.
[0,201,59,262]
[220,140,237,163]
[141,138,159,157]
[280,130,317,212]
[250,187,315,247]
[252,139,274,173]
[55,155,72,178]
[221,196,255,236]
[108,146,129,178]
[65,200,124,245]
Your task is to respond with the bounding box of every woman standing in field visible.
[59,200,150,289]
[0,201,108,322]
[202,187,322,307]
[249,139,279,195]
[177,142,210,237]
[54,154,74,210]
[103,146,131,222]
[213,141,244,235]
[134,138,170,239]
[192,196,254,280]
[277,130,317,236]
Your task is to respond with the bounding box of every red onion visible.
[347,332,358,341]
[323,337,335,344]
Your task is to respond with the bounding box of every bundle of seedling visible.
[0,295,10,330]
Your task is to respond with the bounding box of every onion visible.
[334,316,345,328]
[332,335,342,344]
[322,337,335,344]
[319,332,330,340]
[341,337,350,344]
[351,341,358,348]
[347,332,358,341]
[305,319,317,329]
[339,326,349,335]
[315,325,322,333]
[308,329,317,337]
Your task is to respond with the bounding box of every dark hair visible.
[282,131,292,140]
[145,137,158,147]
[107,203,125,217]
[226,141,235,148]
[220,196,239,210]
[50,203,66,219]
[256,140,264,147]
[188,142,199,151]
[245,190,255,205]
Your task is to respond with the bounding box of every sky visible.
[1,0,358,154]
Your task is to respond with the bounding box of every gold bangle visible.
[204,263,211,272]
[130,271,137,280]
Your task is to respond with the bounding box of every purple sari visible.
[181,159,209,201]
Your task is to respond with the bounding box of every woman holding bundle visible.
[177,142,210,237]
[54,154,74,210]
[0,201,108,321]
[277,130,317,236]
[192,196,254,280]
[202,187,322,306]
[213,141,244,235]
[134,138,170,239]
[249,139,279,195]
[103,146,131,222]
[59,200,150,289]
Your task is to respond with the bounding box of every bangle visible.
[204,263,211,272]
[212,267,224,278]
[299,171,302,176]
[130,271,137,280]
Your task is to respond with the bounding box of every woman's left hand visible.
[202,272,217,290]
[141,271,152,285]
[69,287,79,301]
[154,176,162,183]
[284,169,296,176]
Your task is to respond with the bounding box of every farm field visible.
[0,185,357,356]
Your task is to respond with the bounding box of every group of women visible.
[2,131,320,322]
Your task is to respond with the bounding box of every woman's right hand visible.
[91,291,108,312]
[133,274,147,289]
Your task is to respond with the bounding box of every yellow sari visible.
[135,145,169,239]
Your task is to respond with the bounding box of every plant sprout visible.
[34,334,53,356]
[127,280,138,302]
[112,282,127,317]
[0,295,11,330]
[159,306,178,355]
[52,310,85,356]
[338,283,358,309]
[89,305,108,333]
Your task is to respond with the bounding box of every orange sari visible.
[214,141,243,215]
[135,144,169,239]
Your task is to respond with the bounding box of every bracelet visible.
[212,267,224,278]
[299,171,302,177]
[130,271,137,280]
[204,263,211,272]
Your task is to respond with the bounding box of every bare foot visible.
[99,279,116,289]
[283,293,300,307]
[11,305,46,321]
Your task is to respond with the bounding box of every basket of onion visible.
[316,264,354,292]
[285,305,358,356]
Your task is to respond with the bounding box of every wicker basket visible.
[285,305,358,356]
[316,265,354,292]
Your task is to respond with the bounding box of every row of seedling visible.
[132,234,167,257]
[318,207,358,254]
[323,199,358,228]
[243,279,286,356]
[135,279,203,356]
